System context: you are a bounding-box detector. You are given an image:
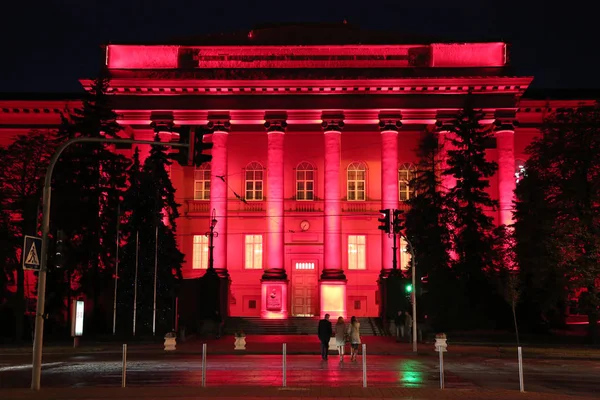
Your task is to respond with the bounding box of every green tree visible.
[519,106,600,341]
[0,132,54,341]
[444,105,501,328]
[51,73,129,335]
[405,130,453,330]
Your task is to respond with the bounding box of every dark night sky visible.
[1,0,598,93]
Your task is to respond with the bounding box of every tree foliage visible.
[516,106,600,340]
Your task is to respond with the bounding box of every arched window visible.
[296,162,315,201]
[194,162,211,200]
[347,161,367,201]
[398,163,416,201]
[245,161,264,201]
[515,159,526,183]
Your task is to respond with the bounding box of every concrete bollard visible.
[282,343,287,388]
[121,344,127,388]
[362,343,367,388]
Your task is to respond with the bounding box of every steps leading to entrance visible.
[224,317,385,336]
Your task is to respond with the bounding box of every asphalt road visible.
[0,353,598,398]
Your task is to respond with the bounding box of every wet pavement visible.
[1,353,599,398]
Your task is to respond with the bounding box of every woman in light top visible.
[334,316,346,361]
[347,316,361,361]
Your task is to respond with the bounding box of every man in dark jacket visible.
[317,313,332,360]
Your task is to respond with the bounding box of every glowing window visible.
[347,162,367,201]
[400,236,411,271]
[295,262,315,270]
[348,235,366,270]
[296,162,315,201]
[398,163,416,201]
[194,162,211,200]
[244,234,263,269]
[192,235,209,269]
[245,162,264,201]
[515,159,526,183]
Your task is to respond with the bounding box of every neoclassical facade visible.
[1,27,596,320]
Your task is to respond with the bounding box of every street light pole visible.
[402,234,418,353]
[207,208,218,271]
[31,137,189,391]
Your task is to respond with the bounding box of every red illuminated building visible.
[1,25,597,321]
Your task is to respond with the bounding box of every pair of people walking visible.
[318,314,361,362]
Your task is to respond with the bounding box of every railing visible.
[186,199,412,215]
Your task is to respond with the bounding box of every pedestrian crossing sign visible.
[23,235,42,271]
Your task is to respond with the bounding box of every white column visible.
[496,127,516,226]
[210,129,228,273]
[380,124,399,274]
[266,124,285,273]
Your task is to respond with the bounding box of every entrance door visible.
[291,261,318,316]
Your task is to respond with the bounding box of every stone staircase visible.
[224,317,385,336]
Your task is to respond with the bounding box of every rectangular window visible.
[244,234,263,269]
[194,168,211,200]
[400,236,410,271]
[192,235,209,269]
[348,235,366,270]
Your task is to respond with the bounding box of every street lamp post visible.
[402,234,418,353]
[207,208,218,271]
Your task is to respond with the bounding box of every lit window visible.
[296,162,315,201]
[347,162,367,201]
[515,159,526,183]
[400,236,411,271]
[245,162,264,201]
[194,162,211,200]
[192,235,209,269]
[348,235,366,270]
[244,234,263,269]
[295,262,315,270]
[398,163,416,201]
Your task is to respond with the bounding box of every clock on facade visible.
[300,220,310,231]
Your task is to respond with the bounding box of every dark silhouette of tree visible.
[119,138,184,336]
[444,104,501,328]
[518,106,600,341]
[405,130,453,330]
[0,132,54,341]
[51,72,129,335]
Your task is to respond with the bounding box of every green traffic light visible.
[405,284,413,293]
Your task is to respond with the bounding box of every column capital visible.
[494,119,519,132]
[207,117,231,133]
[378,119,402,132]
[264,119,287,133]
[150,111,174,133]
[321,115,344,132]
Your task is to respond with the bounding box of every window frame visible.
[244,234,263,269]
[398,162,416,202]
[347,234,367,270]
[193,162,211,201]
[192,234,209,269]
[295,161,315,201]
[347,161,367,201]
[244,161,264,201]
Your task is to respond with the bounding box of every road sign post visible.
[23,236,42,271]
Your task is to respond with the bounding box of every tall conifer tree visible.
[405,130,453,329]
[444,104,501,327]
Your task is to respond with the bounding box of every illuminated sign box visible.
[70,300,84,337]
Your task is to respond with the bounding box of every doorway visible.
[291,261,318,317]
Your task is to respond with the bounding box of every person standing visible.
[394,310,406,342]
[404,311,413,343]
[317,313,332,360]
[347,316,361,361]
[334,316,346,361]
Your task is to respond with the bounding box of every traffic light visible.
[168,126,191,166]
[193,127,213,166]
[405,283,413,294]
[55,229,66,269]
[392,209,404,234]
[378,209,391,234]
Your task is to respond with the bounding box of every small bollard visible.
[282,343,287,388]
[518,346,524,392]
[362,343,367,388]
[201,343,207,387]
[121,344,127,388]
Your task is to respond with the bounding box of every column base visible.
[319,280,346,320]
[378,267,402,280]
[320,268,346,281]
[260,280,288,319]
[261,268,288,281]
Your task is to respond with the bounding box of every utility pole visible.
[31,136,191,391]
